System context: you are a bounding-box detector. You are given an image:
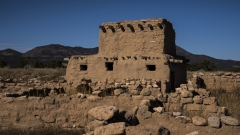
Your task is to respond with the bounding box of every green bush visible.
[187,60,217,71]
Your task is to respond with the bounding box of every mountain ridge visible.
[0,44,239,70]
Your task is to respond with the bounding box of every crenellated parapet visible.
[99,19,166,33]
[98,18,176,56]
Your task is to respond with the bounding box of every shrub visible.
[187,60,217,71]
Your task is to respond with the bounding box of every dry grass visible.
[0,68,66,81]
[210,88,240,120]
[0,127,85,135]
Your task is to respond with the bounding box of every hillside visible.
[176,46,240,70]
[0,44,240,70]
[22,44,98,58]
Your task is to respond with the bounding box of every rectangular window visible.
[146,65,156,71]
[80,65,88,71]
[105,62,113,71]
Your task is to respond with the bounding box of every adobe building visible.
[65,18,189,93]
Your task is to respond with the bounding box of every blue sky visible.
[0,0,240,61]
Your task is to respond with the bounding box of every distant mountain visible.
[0,48,22,56]
[176,46,240,70]
[0,44,240,70]
[22,44,98,58]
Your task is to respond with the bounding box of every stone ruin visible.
[65,18,189,93]
[0,18,240,134]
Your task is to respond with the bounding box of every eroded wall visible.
[98,18,176,56]
[190,72,240,91]
[65,55,170,84]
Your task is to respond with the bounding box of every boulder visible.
[94,122,126,135]
[124,111,139,126]
[129,90,140,95]
[85,120,106,133]
[114,89,124,96]
[203,97,216,105]
[158,93,168,103]
[175,116,191,124]
[137,105,152,120]
[139,100,151,106]
[140,88,151,96]
[205,104,218,113]
[88,106,119,121]
[76,93,86,98]
[133,124,170,135]
[181,97,193,104]
[173,112,182,117]
[196,88,210,98]
[193,95,203,104]
[180,90,193,98]
[92,91,102,96]
[221,116,239,126]
[208,117,220,128]
[192,116,207,126]
[153,107,164,113]
[186,104,202,111]
[185,131,199,135]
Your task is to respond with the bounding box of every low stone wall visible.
[190,72,240,91]
[1,76,239,134]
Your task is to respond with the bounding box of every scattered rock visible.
[173,112,182,117]
[185,131,199,135]
[175,116,191,124]
[114,89,124,96]
[221,116,239,126]
[192,116,207,126]
[88,105,119,121]
[85,120,106,133]
[94,122,126,135]
[153,107,164,113]
[208,117,220,128]
[133,124,170,135]
[140,88,151,96]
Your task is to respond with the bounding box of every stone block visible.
[221,116,239,126]
[204,104,218,113]
[140,88,151,96]
[180,90,193,98]
[175,116,191,124]
[153,107,164,113]
[94,122,126,135]
[203,97,216,105]
[85,120,105,133]
[208,117,220,128]
[186,104,202,111]
[192,116,207,126]
[193,95,203,104]
[42,116,55,123]
[181,97,193,104]
[137,105,151,120]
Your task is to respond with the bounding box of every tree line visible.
[0,57,64,68]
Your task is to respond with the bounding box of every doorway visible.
[170,71,175,90]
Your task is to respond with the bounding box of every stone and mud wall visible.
[190,72,240,91]
[0,76,239,135]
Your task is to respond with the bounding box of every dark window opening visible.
[119,25,125,32]
[146,65,156,71]
[127,24,135,32]
[80,65,88,71]
[157,23,163,29]
[106,62,113,71]
[148,24,153,30]
[99,25,106,33]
